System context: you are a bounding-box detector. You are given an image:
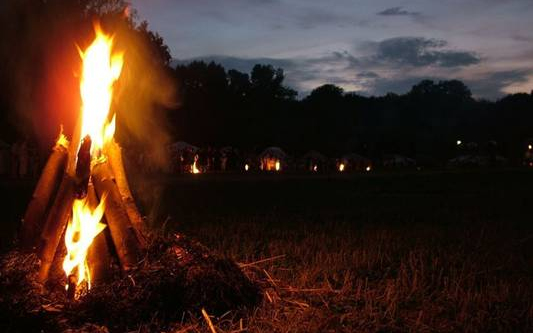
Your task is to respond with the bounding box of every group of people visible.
[170,147,242,173]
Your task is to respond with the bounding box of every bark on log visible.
[20,141,68,250]
[92,161,141,271]
[108,140,146,247]
[37,137,91,283]
[37,175,75,283]
[86,181,112,284]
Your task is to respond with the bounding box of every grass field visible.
[2,169,533,332]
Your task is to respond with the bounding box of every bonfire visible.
[2,23,260,332]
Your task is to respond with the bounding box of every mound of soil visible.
[0,234,261,332]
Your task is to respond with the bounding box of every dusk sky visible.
[131,0,533,99]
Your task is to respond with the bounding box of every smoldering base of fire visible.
[0,233,261,332]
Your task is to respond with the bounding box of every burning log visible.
[20,134,69,250]
[86,182,112,285]
[108,140,146,247]
[37,136,92,283]
[92,161,141,271]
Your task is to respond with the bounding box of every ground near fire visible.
[1,169,533,332]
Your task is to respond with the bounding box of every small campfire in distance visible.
[191,154,201,174]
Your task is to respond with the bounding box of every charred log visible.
[74,136,92,199]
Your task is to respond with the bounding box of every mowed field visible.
[2,169,533,332]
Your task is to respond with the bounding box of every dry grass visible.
[146,170,533,332]
[170,217,533,333]
[2,169,533,332]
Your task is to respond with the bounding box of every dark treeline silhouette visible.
[1,0,532,167]
[172,61,533,164]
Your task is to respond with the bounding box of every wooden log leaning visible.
[92,161,141,271]
[108,140,146,247]
[37,136,91,283]
[37,175,75,283]
[86,181,112,284]
[20,140,68,250]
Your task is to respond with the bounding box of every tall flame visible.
[79,23,123,156]
[63,24,123,296]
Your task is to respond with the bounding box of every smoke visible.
[0,1,178,171]
[110,18,178,171]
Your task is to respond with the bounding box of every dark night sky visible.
[131,0,533,99]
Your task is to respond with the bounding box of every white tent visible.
[448,155,507,167]
[259,147,288,171]
[302,150,327,172]
[383,155,416,167]
[167,141,199,154]
[338,153,372,171]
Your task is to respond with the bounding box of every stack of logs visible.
[20,129,146,287]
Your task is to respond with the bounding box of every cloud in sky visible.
[366,37,481,68]
[132,0,533,99]
[176,36,491,97]
[377,7,421,17]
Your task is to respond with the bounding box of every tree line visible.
[1,0,532,166]
[172,61,533,164]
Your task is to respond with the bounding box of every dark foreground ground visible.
[1,169,533,332]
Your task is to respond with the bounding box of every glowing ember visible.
[79,23,123,157]
[339,163,345,172]
[63,196,106,293]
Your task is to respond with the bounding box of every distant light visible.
[313,165,318,172]
[275,160,281,171]
[339,163,345,172]
[366,166,371,172]
[456,140,462,146]
[528,144,532,150]
[245,164,249,171]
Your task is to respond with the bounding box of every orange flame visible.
[55,126,69,149]
[63,196,106,291]
[79,23,123,158]
[63,23,122,295]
